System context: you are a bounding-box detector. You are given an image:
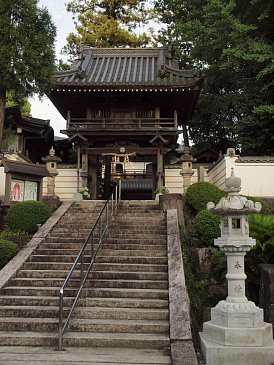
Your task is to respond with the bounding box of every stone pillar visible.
[180,147,195,194]
[42,147,61,196]
[199,169,274,365]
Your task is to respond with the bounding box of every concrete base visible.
[200,333,274,365]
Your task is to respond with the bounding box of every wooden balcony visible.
[66,113,178,132]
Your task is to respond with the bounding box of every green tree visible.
[64,0,151,55]
[155,0,274,155]
[6,91,31,117]
[0,0,56,152]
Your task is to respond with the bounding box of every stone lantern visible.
[42,147,61,196]
[180,147,195,193]
[200,169,274,365]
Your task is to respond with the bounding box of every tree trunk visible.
[182,124,190,148]
[0,90,6,153]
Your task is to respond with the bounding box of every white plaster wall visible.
[164,166,209,194]
[208,156,238,190]
[234,163,274,197]
[0,167,5,199]
[43,167,78,201]
[208,156,274,197]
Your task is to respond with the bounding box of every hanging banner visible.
[11,180,24,202]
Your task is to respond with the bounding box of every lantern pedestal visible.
[200,334,274,365]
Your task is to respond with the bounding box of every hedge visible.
[193,209,221,246]
[0,239,19,269]
[186,182,227,212]
[5,201,51,234]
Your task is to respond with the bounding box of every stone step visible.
[44,237,86,244]
[0,296,169,309]
[35,244,167,255]
[0,345,171,364]
[2,287,169,300]
[0,331,170,348]
[88,279,169,290]
[28,255,83,263]
[16,265,167,279]
[90,271,168,281]
[0,317,169,334]
[0,305,169,321]
[9,277,168,290]
[98,249,167,257]
[95,256,167,265]
[103,234,166,246]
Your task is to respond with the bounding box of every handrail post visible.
[58,289,64,351]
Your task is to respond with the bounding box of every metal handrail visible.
[58,180,121,350]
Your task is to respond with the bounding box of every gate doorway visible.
[98,152,154,200]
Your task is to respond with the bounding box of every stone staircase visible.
[0,200,170,357]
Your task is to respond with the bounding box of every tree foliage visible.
[6,92,31,117]
[0,0,56,150]
[155,0,274,155]
[64,0,152,55]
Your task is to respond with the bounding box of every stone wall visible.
[260,264,274,334]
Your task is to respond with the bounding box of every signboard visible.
[11,179,38,202]
[24,181,38,201]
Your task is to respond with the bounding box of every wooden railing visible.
[66,112,178,131]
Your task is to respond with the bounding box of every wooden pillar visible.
[157,148,164,188]
[81,146,88,188]
[76,144,81,192]
[89,154,97,199]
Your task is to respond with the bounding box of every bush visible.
[193,209,221,246]
[186,182,227,212]
[0,229,26,238]
[243,196,270,215]
[0,239,19,269]
[5,201,51,234]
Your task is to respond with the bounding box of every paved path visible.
[0,346,171,365]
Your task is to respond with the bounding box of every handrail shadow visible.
[58,180,121,350]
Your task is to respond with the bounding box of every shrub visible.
[0,239,19,269]
[186,182,227,212]
[243,196,270,215]
[193,209,221,246]
[248,214,274,264]
[0,229,27,238]
[5,201,51,234]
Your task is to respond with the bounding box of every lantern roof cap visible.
[207,170,261,214]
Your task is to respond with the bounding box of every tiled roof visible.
[3,159,50,177]
[53,47,203,89]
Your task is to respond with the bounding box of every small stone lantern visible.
[42,147,61,196]
[200,169,274,365]
[180,147,195,193]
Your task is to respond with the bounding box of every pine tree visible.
[64,0,151,55]
[0,0,56,151]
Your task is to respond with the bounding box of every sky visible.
[30,0,75,136]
